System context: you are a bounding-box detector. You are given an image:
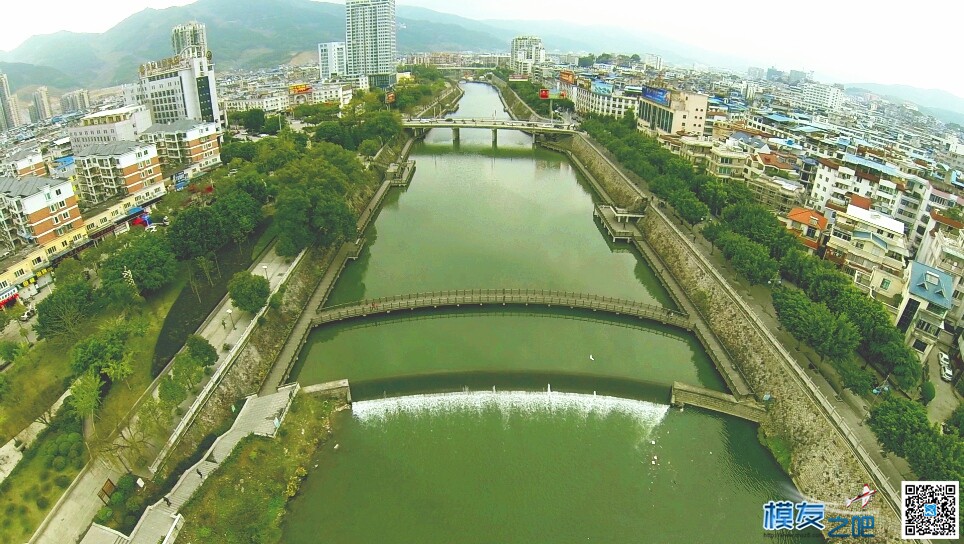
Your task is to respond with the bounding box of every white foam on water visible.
[352,390,671,431]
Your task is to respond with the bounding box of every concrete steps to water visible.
[670,382,766,423]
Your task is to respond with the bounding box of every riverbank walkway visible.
[594,204,643,242]
[312,289,691,330]
[670,382,766,422]
[79,384,299,544]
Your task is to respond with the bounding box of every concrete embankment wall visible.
[561,133,900,538]
[303,380,352,403]
[487,75,540,121]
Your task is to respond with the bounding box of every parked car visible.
[941,366,954,382]
[939,351,950,366]
[145,225,158,233]
[19,305,35,321]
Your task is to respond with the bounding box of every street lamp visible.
[262,265,269,279]
[226,308,235,330]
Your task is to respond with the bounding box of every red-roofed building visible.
[848,194,873,210]
[784,207,827,253]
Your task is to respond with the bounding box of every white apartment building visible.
[566,82,638,118]
[222,93,289,114]
[509,36,546,77]
[825,204,909,316]
[74,142,162,205]
[318,42,347,81]
[312,82,353,108]
[895,261,954,360]
[801,83,844,112]
[345,0,397,89]
[60,90,91,114]
[68,105,153,152]
[636,86,708,136]
[915,212,964,327]
[139,119,221,173]
[125,22,220,125]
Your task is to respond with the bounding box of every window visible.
[15,269,24,277]
[60,211,69,220]
[880,279,891,290]
[55,188,62,196]
[31,257,42,265]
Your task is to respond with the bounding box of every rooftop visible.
[142,119,216,134]
[908,261,954,310]
[787,207,828,230]
[0,175,67,198]
[840,153,905,179]
[75,141,148,157]
[83,104,146,121]
[845,204,905,234]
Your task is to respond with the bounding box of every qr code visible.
[902,481,959,539]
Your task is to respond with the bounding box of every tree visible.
[907,432,964,481]
[274,190,314,256]
[228,271,271,314]
[158,375,188,408]
[168,207,228,261]
[185,335,218,368]
[813,311,859,362]
[71,371,104,431]
[101,233,179,293]
[70,327,126,374]
[54,258,89,286]
[137,398,169,439]
[577,54,595,67]
[173,353,204,391]
[36,281,94,340]
[836,357,875,396]
[310,191,357,246]
[868,395,931,457]
[0,373,8,401]
[0,340,26,364]
[215,190,262,249]
[946,405,964,436]
[103,354,134,390]
[357,139,381,158]
[920,381,936,405]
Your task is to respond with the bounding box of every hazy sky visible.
[1,0,960,96]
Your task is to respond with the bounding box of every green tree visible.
[772,288,813,348]
[946,405,964,436]
[813,312,860,362]
[0,373,9,401]
[54,258,89,286]
[185,335,218,367]
[71,371,104,431]
[36,281,94,340]
[836,357,875,396]
[310,191,357,246]
[101,233,179,293]
[103,354,134,390]
[0,340,26,364]
[908,432,964,481]
[158,375,187,408]
[228,271,271,314]
[868,395,931,457]
[920,381,936,405]
[274,190,313,256]
[357,139,381,158]
[215,189,263,249]
[168,207,228,261]
[173,353,204,391]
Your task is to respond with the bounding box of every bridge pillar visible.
[452,127,460,143]
[492,128,498,147]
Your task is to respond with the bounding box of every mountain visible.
[0,61,80,92]
[847,82,964,119]
[0,0,507,90]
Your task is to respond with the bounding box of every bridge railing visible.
[315,289,688,325]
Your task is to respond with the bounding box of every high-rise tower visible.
[345,0,397,89]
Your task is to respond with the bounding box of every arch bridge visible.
[403,118,576,144]
[312,289,690,330]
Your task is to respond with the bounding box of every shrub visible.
[51,456,66,470]
[54,475,72,489]
[39,469,50,482]
[95,506,113,524]
[115,474,137,494]
[920,381,936,405]
[109,490,128,508]
[35,496,49,510]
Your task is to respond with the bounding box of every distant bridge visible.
[312,289,691,330]
[403,117,576,135]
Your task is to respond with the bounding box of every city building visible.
[32,86,51,122]
[784,207,828,253]
[0,149,46,178]
[509,36,545,77]
[60,90,91,114]
[567,80,638,118]
[895,261,953,359]
[222,93,289,114]
[825,203,909,316]
[0,176,82,249]
[747,67,764,80]
[636,86,708,136]
[801,82,844,113]
[345,0,397,89]
[125,22,220,125]
[318,42,347,81]
[4,95,23,130]
[68,105,154,152]
[139,119,221,174]
[643,54,662,71]
[0,72,14,131]
[73,141,163,205]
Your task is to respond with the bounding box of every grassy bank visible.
[757,427,792,475]
[178,394,338,543]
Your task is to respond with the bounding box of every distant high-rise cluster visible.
[31,86,51,122]
[509,36,545,77]
[124,21,220,125]
[344,0,397,89]
[0,72,22,131]
[60,89,91,114]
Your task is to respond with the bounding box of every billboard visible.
[591,81,614,96]
[642,86,671,107]
[289,84,312,95]
[559,70,576,85]
[508,74,529,81]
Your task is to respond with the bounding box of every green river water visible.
[283,83,810,543]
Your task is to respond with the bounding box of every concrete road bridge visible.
[403,118,576,144]
[312,288,691,330]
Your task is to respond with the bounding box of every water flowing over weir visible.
[351,390,671,432]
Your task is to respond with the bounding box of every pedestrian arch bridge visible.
[312,289,691,330]
[403,118,576,134]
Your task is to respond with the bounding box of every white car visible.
[939,352,951,366]
[941,366,954,382]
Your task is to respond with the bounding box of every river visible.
[283,82,810,543]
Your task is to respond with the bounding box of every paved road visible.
[925,348,959,423]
